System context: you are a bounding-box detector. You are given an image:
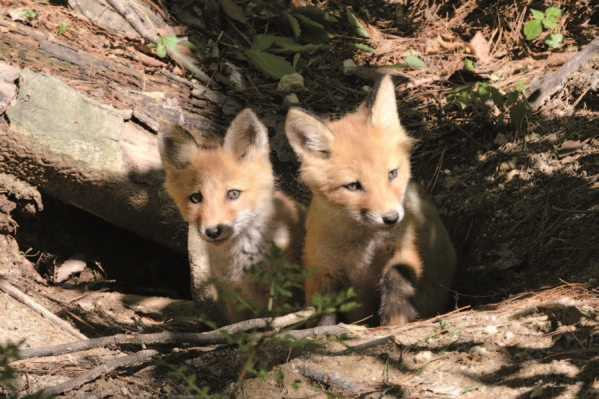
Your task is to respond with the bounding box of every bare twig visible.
[217,308,315,334]
[41,349,158,395]
[270,308,315,331]
[299,367,395,399]
[299,367,367,390]
[528,36,599,109]
[104,0,218,89]
[0,278,87,341]
[19,310,348,360]
[18,330,227,359]
[333,336,391,356]
[551,205,599,214]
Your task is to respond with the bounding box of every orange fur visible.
[285,75,456,326]
[159,109,305,323]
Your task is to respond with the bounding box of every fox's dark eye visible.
[227,189,241,200]
[388,169,398,181]
[189,192,203,203]
[343,181,363,191]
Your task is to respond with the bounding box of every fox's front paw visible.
[379,300,418,326]
[380,263,419,326]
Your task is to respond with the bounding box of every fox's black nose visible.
[205,226,223,239]
[382,212,399,225]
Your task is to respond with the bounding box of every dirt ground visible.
[1,0,598,398]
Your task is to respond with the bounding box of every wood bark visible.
[0,14,232,252]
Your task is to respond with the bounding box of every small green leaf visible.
[269,36,321,54]
[403,54,428,70]
[542,16,560,30]
[234,51,248,62]
[251,34,277,51]
[505,90,519,104]
[244,50,296,79]
[458,91,471,109]
[524,20,542,40]
[192,6,202,17]
[292,6,338,26]
[19,9,37,21]
[292,53,301,69]
[180,40,197,50]
[464,59,476,71]
[160,34,178,50]
[489,86,504,108]
[156,43,167,58]
[509,99,531,130]
[545,7,562,18]
[545,33,564,48]
[345,8,370,38]
[57,21,69,35]
[294,13,336,44]
[347,42,376,52]
[530,9,545,20]
[477,83,491,103]
[284,13,302,40]
[514,81,526,92]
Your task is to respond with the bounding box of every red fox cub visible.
[285,75,456,326]
[159,109,306,324]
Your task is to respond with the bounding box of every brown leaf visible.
[469,32,490,64]
[220,0,246,24]
[425,34,471,54]
[558,139,587,158]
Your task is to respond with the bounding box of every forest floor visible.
[0,0,598,398]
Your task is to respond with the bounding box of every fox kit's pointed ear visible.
[158,123,199,170]
[285,107,335,161]
[224,108,269,160]
[368,74,401,131]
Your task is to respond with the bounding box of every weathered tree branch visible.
[0,278,87,341]
[104,0,218,89]
[528,36,599,109]
[17,308,332,360]
[299,367,396,399]
[41,349,159,395]
[18,331,225,359]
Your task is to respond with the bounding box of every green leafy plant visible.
[237,7,375,80]
[447,81,531,131]
[150,34,197,58]
[463,59,476,71]
[167,243,358,395]
[162,363,221,399]
[57,21,69,35]
[386,54,429,71]
[523,7,564,48]
[154,34,179,58]
[19,9,37,22]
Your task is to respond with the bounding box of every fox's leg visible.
[379,241,423,326]
[305,264,344,326]
[221,278,270,324]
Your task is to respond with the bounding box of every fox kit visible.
[159,109,306,324]
[285,75,456,326]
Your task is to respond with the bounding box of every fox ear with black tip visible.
[285,107,335,162]
[158,123,199,171]
[224,108,270,161]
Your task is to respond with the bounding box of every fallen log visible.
[528,36,599,109]
[0,64,188,251]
